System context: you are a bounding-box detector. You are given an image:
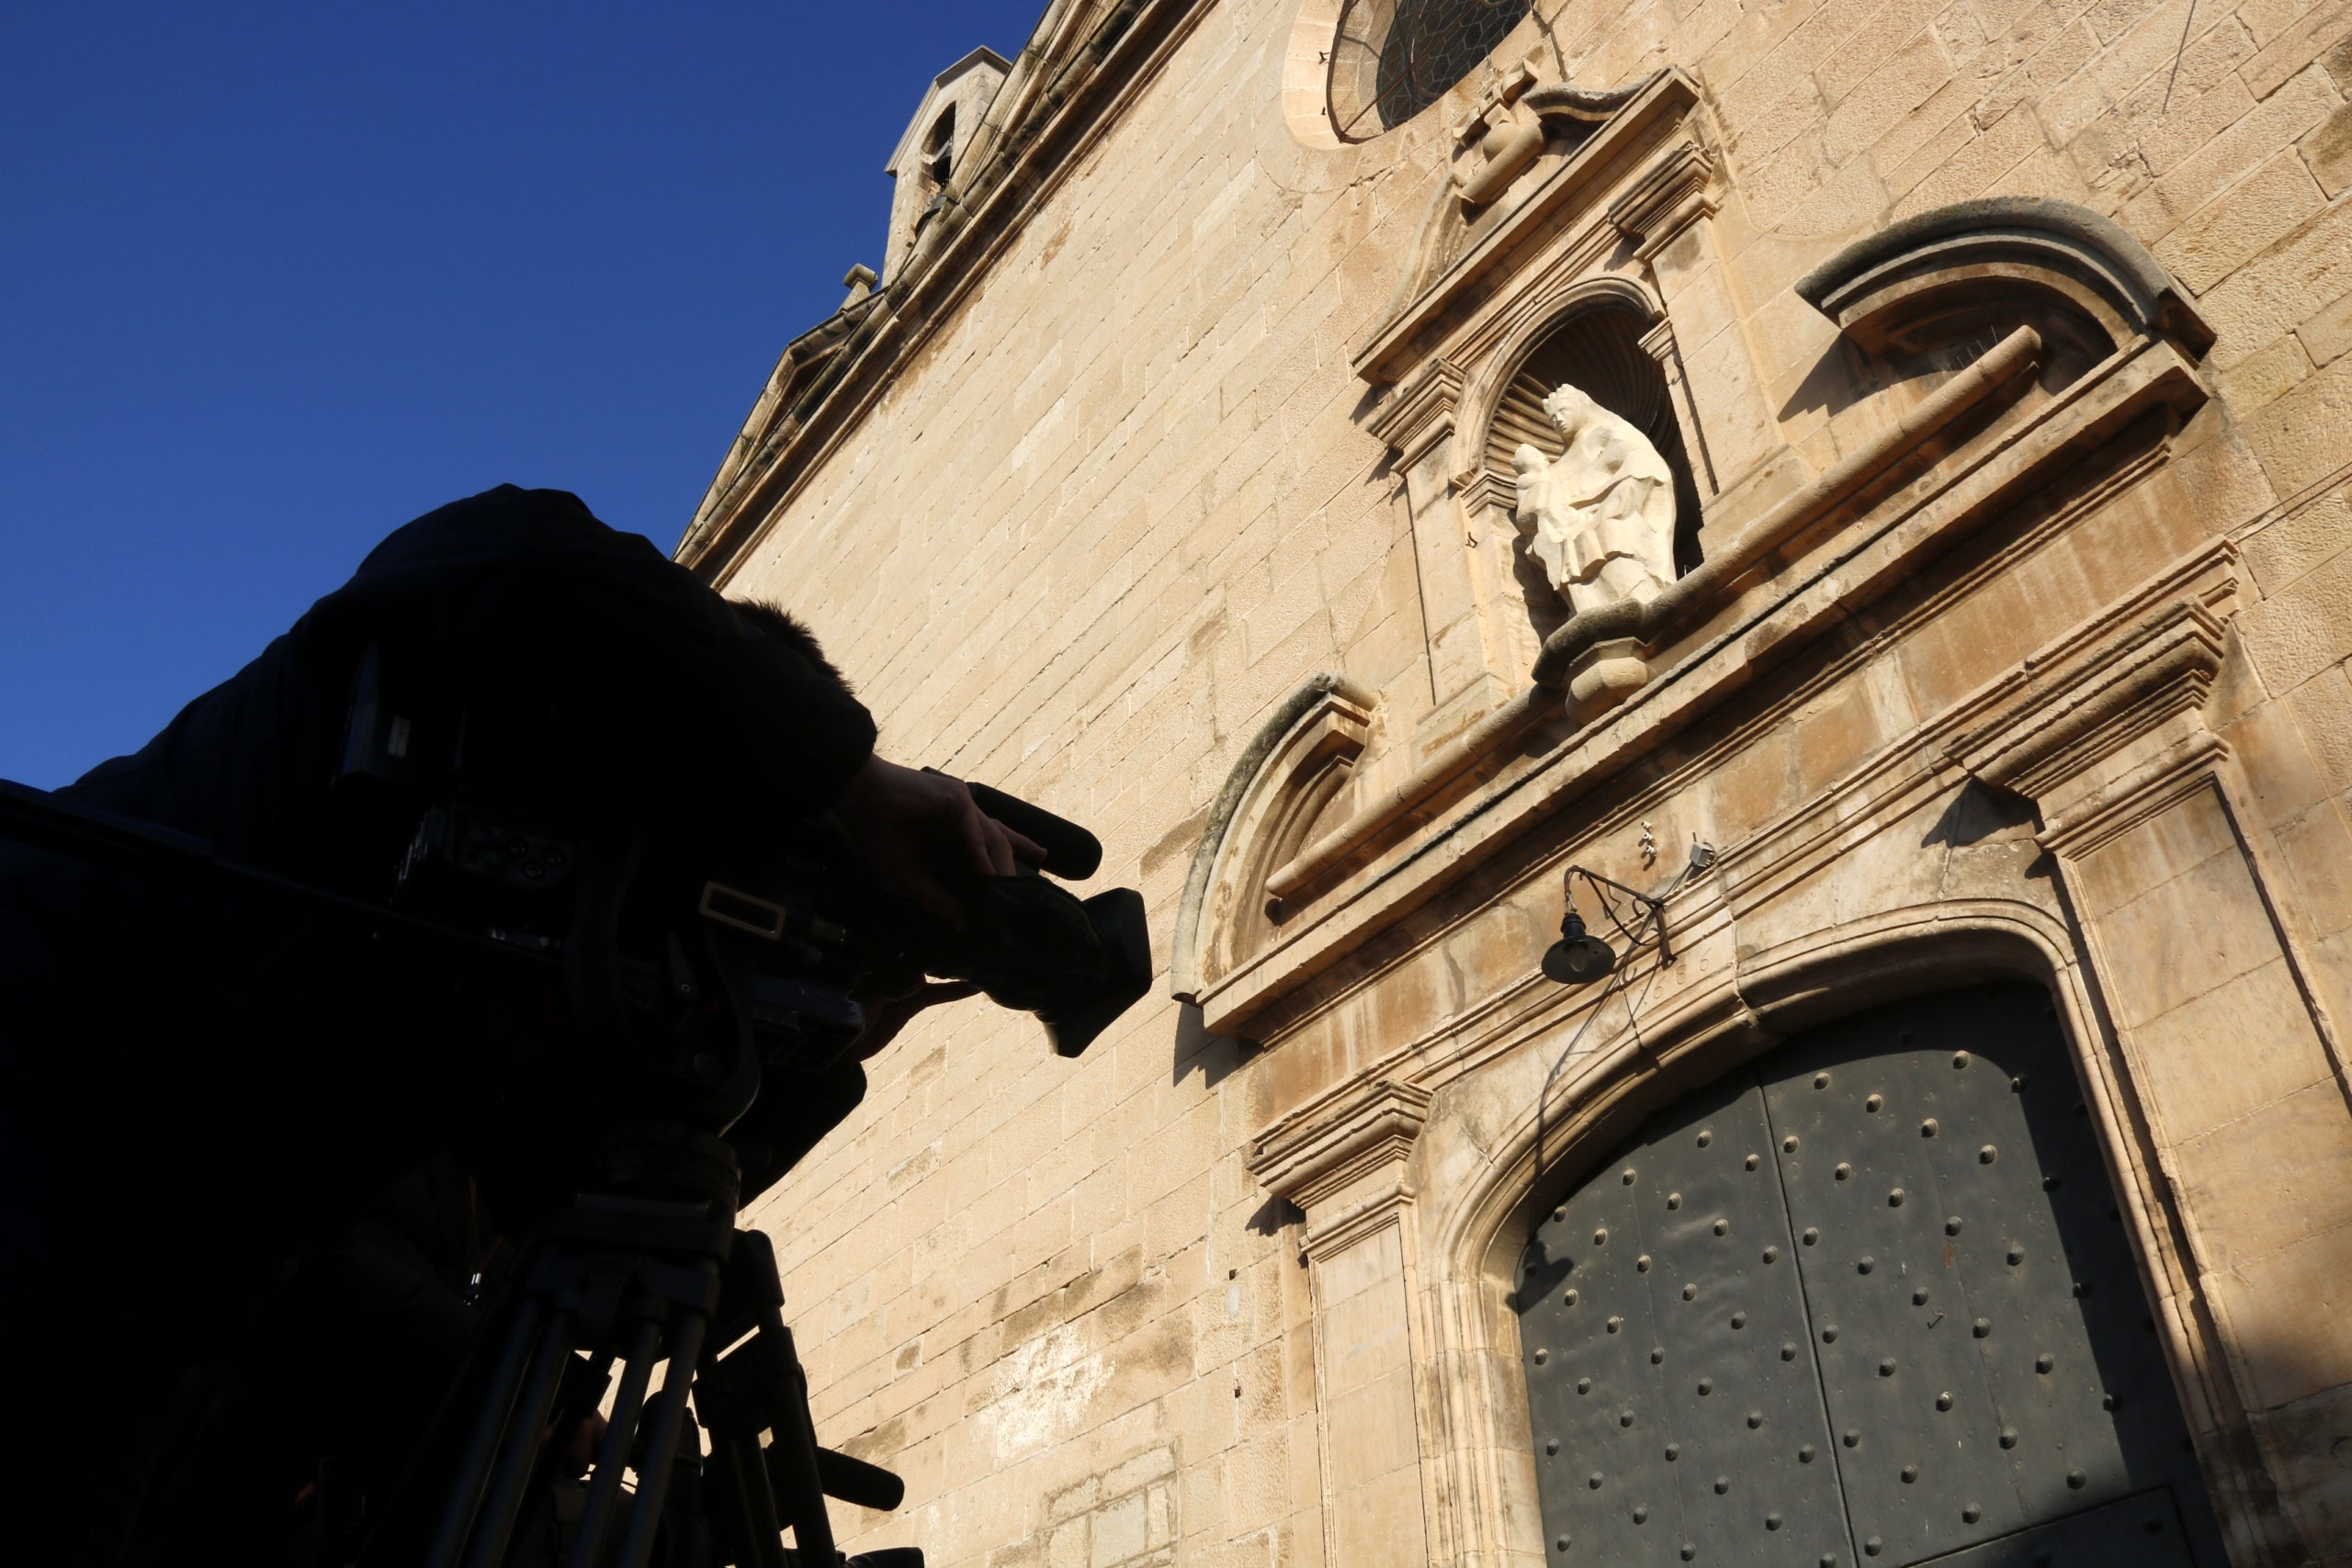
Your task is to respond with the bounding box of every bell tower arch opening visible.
[922,105,956,193]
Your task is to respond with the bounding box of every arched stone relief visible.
[1796,196,2216,412]
[1169,673,1378,1007]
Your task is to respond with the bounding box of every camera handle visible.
[380,1125,918,1568]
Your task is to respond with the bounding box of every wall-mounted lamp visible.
[1542,909,1618,983]
[1541,856,1700,987]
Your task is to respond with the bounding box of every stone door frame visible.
[1254,908,2260,1568]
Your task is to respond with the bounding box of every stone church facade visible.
[678,1,2352,1563]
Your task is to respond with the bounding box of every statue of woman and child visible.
[1510,382,1679,616]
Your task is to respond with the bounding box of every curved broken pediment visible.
[1359,70,1685,384]
[1406,73,1660,285]
[1170,674,1378,1006]
[1795,196,2214,372]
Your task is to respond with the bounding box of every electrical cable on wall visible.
[1532,843,1714,1176]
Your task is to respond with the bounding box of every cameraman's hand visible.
[833,756,1044,927]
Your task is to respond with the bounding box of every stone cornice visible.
[1456,467,1517,517]
[1367,357,1466,467]
[674,0,1216,582]
[1933,538,2240,853]
[1606,141,1718,259]
[1248,1077,1433,1212]
[1953,598,2229,804]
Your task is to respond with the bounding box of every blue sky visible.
[0,1,1042,787]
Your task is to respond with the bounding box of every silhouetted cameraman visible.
[0,485,1028,1563]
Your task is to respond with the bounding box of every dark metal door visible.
[1517,983,2224,1565]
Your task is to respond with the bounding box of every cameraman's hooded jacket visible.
[0,485,876,1286]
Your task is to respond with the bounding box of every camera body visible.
[387,793,1151,1059]
[341,626,1151,1199]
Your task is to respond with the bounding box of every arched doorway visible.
[1516,982,2224,1565]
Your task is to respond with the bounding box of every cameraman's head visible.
[728,600,854,695]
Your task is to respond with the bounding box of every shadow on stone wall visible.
[1172,999,1256,1089]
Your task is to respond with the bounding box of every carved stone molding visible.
[1250,1077,1433,1229]
[1348,70,1728,756]
[1367,356,1466,468]
[1607,141,1719,261]
[1453,464,1516,518]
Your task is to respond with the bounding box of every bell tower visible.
[879,47,1011,286]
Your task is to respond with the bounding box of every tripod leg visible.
[461,1308,579,1568]
[424,1298,546,1568]
[718,1431,791,1568]
[611,1309,710,1568]
[759,1308,836,1567]
[564,1315,663,1568]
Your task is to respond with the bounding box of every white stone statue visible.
[1511,383,1678,615]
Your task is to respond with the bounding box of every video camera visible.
[323,636,1155,1568]
[330,637,1154,1190]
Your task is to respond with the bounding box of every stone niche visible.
[1480,295,1707,649]
[1353,66,1805,755]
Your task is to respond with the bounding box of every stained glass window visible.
[1327,0,1532,141]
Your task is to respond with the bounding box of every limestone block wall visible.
[689,0,2352,1562]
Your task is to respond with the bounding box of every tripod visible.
[366,1124,917,1568]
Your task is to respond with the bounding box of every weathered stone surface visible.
[680,0,2352,1562]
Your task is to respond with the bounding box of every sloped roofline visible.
[677,0,1213,581]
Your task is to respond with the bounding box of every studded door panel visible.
[1520,1072,1849,1564]
[1518,984,2223,1567]
[1912,1487,2197,1565]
